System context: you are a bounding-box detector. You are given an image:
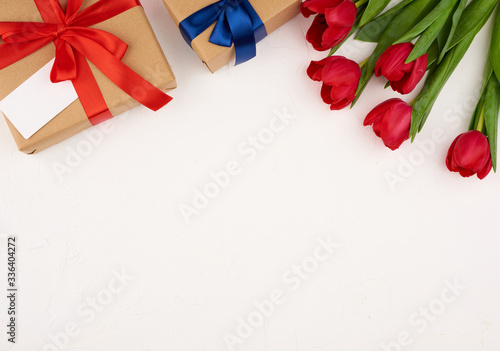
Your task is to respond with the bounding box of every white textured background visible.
[1,0,500,350]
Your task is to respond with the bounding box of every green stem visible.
[476,106,485,132]
[359,57,369,68]
[355,0,369,8]
[409,96,418,107]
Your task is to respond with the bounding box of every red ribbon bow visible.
[0,0,172,125]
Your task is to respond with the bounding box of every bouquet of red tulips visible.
[302,0,500,180]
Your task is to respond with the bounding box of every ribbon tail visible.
[240,0,267,43]
[225,4,256,65]
[70,37,172,111]
[102,57,173,111]
[72,51,113,125]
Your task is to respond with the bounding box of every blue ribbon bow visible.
[179,0,267,65]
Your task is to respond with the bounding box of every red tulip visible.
[446,130,492,179]
[375,43,428,94]
[307,56,360,110]
[301,0,357,51]
[363,98,412,150]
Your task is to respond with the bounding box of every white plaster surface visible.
[0,1,499,350]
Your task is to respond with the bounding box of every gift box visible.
[162,0,301,73]
[0,0,177,154]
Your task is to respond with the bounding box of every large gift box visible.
[162,0,301,73]
[0,0,177,154]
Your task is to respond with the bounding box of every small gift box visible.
[162,0,301,73]
[0,0,177,154]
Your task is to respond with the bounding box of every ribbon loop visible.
[210,11,232,47]
[179,0,267,65]
[0,0,172,126]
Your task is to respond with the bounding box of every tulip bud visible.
[446,130,492,179]
[308,56,361,110]
[375,43,427,94]
[301,0,357,51]
[363,98,412,150]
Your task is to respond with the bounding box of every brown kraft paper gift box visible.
[0,0,177,154]
[162,0,301,73]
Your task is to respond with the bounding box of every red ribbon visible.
[0,0,172,125]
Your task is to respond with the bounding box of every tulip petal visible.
[372,117,383,137]
[321,25,350,48]
[446,136,460,172]
[301,0,343,16]
[324,0,357,27]
[375,43,413,81]
[307,57,332,81]
[300,6,317,18]
[331,83,355,99]
[457,167,475,177]
[379,101,412,150]
[392,53,428,94]
[330,97,352,110]
[306,15,331,51]
[321,83,334,104]
[321,57,360,86]
[478,157,493,179]
[363,98,403,126]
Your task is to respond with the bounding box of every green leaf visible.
[468,60,493,130]
[395,0,459,44]
[409,0,497,139]
[406,5,455,63]
[410,33,476,140]
[355,0,416,42]
[355,13,394,42]
[425,40,440,68]
[489,6,500,83]
[447,0,498,52]
[483,74,500,171]
[353,0,441,105]
[359,0,391,27]
[436,13,453,51]
[438,0,468,62]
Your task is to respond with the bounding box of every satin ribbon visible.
[179,0,267,65]
[0,0,172,126]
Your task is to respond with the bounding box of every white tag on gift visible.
[0,59,79,139]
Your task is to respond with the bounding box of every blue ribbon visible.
[179,0,267,65]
